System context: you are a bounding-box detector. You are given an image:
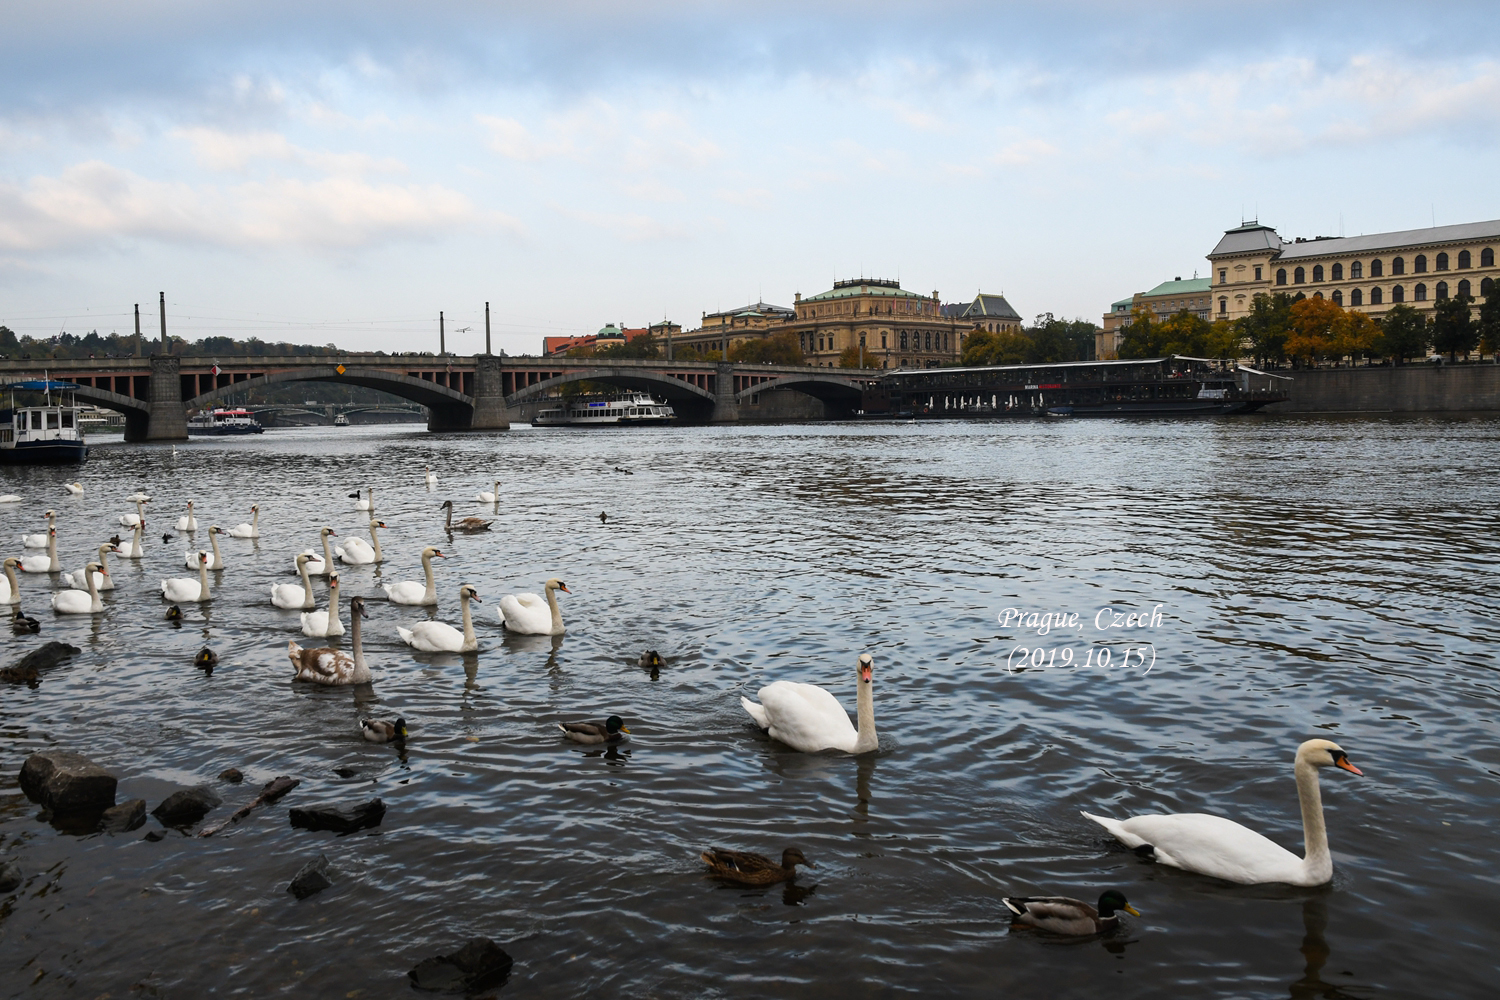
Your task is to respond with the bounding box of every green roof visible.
[1141,277,1210,298]
[803,278,926,303]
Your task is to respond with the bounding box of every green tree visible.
[837,345,879,368]
[730,331,803,365]
[1117,307,1169,359]
[1479,282,1500,356]
[961,328,1032,365]
[1023,315,1098,362]
[1376,304,1429,364]
[1235,293,1292,365]
[1286,297,1345,364]
[1430,295,1478,362]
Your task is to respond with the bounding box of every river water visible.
[1,416,1497,998]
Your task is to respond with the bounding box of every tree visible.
[961,328,1032,365]
[1430,295,1478,362]
[1235,293,1292,366]
[730,331,803,365]
[1333,310,1380,362]
[1116,307,1169,359]
[1376,304,1429,364]
[1024,315,1098,362]
[837,345,879,368]
[1286,297,1345,364]
[1479,282,1500,357]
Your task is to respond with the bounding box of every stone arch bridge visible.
[0,355,877,441]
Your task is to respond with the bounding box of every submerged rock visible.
[288,798,384,834]
[0,861,21,893]
[287,854,333,900]
[408,938,514,993]
[219,767,244,783]
[151,787,223,828]
[19,750,117,815]
[99,798,147,834]
[8,641,81,676]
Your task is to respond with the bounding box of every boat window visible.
[47,412,59,429]
[31,412,42,430]
[61,411,74,428]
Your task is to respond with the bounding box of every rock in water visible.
[151,787,223,828]
[288,798,385,834]
[287,855,333,900]
[0,861,21,893]
[408,938,514,993]
[219,767,244,783]
[99,798,147,834]
[9,641,81,675]
[19,750,117,814]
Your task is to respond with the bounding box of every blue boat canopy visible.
[3,380,83,391]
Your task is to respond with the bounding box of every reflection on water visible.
[1289,896,1369,1000]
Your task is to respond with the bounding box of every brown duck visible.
[701,847,813,885]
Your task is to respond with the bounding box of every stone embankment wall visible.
[1268,364,1500,414]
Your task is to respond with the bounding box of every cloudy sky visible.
[3,1,1498,353]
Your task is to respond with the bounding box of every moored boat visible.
[533,392,676,426]
[0,380,89,464]
[187,408,265,435]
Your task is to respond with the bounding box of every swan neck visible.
[461,592,475,643]
[546,585,563,633]
[350,608,365,671]
[370,525,382,561]
[1296,759,1331,876]
[210,532,222,563]
[854,669,877,752]
[422,551,436,599]
[321,532,334,565]
[198,556,210,598]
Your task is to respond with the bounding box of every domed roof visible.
[595,323,625,339]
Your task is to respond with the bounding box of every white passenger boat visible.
[187,408,264,435]
[533,393,676,426]
[0,380,89,464]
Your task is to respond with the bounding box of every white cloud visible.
[991,138,1060,165]
[172,126,408,175]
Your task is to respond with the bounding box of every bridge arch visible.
[734,373,871,404]
[506,369,717,419]
[188,366,474,426]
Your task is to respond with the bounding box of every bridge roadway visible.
[0,354,877,441]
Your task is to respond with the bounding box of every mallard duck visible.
[441,500,491,533]
[361,717,407,743]
[558,715,629,744]
[701,847,813,885]
[165,604,184,622]
[194,647,218,672]
[639,650,664,670]
[1002,890,1139,936]
[10,607,40,634]
[599,511,608,524]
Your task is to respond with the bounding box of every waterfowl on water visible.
[227,504,260,539]
[52,562,105,614]
[165,604,184,622]
[175,500,198,532]
[336,519,385,565]
[1081,739,1364,887]
[639,650,664,670]
[742,653,878,755]
[558,715,629,745]
[21,510,55,549]
[383,546,445,606]
[288,597,371,685]
[20,527,62,573]
[397,584,480,652]
[361,717,407,743]
[1002,890,1140,936]
[11,606,40,633]
[498,577,568,635]
[272,554,318,610]
[194,648,218,672]
[297,527,338,576]
[700,847,813,885]
[0,557,23,604]
[64,482,83,495]
[160,552,212,603]
[441,500,491,533]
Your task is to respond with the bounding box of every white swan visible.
[296,526,337,576]
[399,584,480,652]
[0,557,22,604]
[160,551,212,603]
[64,482,83,495]
[353,487,374,512]
[498,577,569,635]
[271,554,317,610]
[65,543,120,591]
[20,528,61,573]
[115,521,145,559]
[227,504,260,539]
[475,480,500,504]
[175,501,198,532]
[127,491,151,502]
[383,546,445,606]
[22,510,55,548]
[301,574,344,637]
[741,653,878,754]
[424,466,438,485]
[0,494,21,503]
[52,562,105,614]
[184,526,226,570]
[1080,739,1365,887]
[336,519,385,565]
[119,498,147,527]
[289,597,371,685]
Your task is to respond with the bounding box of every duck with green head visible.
[1002,890,1140,935]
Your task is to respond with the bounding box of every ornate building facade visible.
[782,278,960,368]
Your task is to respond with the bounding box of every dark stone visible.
[19,750,117,814]
[9,641,81,675]
[408,937,514,993]
[99,798,147,834]
[333,766,360,779]
[219,767,244,783]
[151,786,223,828]
[0,861,21,893]
[0,664,38,685]
[287,854,333,900]
[142,830,166,842]
[288,798,384,834]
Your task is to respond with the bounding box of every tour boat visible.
[533,393,676,426]
[0,380,89,464]
[187,408,265,435]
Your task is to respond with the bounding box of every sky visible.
[3,1,1499,355]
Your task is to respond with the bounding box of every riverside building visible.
[1098,276,1212,358]
[1206,219,1500,322]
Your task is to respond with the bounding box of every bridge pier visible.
[468,355,511,431]
[125,355,187,442]
[710,363,740,423]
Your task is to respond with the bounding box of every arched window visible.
[924,331,932,350]
[1415,255,1427,273]
[1435,281,1448,300]
[881,333,887,348]
[1332,263,1343,280]
[1371,287,1383,305]
[899,331,908,349]
[1414,284,1427,302]
[1312,264,1324,282]
[1393,257,1405,275]
[1332,290,1342,306]
[1351,288,1363,307]
[1437,252,1449,270]
[1276,268,1287,285]
[1393,285,1404,303]
[1219,297,1227,314]
[1483,277,1495,297]
[1313,291,1324,300]
[1458,279,1471,299]
[1371,259,1384,277]
[1294,266,1306,284]
[1293,292,1306,302]
[1458,250,1471,269]
[1483,248,1495,267]
[1351,261,1363,279]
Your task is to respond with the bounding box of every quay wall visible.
[1268,364,1500,414]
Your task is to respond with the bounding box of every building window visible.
[1294,266,1305,284]
[1313,265,1324,282]
[1415,283,1427,302]
[1254,266,1262,281]
[881,333,887,348]
[1481,248,1495,267]
[1393,284,1405,303]
[1437,252,1449,270]
[1351,261,1363,279]
[1437,281,1449,300]
[1332,290,1343,306]
[1219,268,1227,284]
[1219,297,1227,314]
[1331,263,1343,280]
[799,333,806,351]
[1393,256,1405,275]
[1276,268,1287,285]
[1313,291,1323,300]
[1371,259,1383,277]
[1351,287,1363,306]
[1293,292,1306,302]
[924,331,932,350]
[1415,254,1427,273]
[1458,279,1471,299]
[1482,277,1495,297]
[1371,287,1383,305]
[899,331,908,350]
[1458,250,1471,269]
